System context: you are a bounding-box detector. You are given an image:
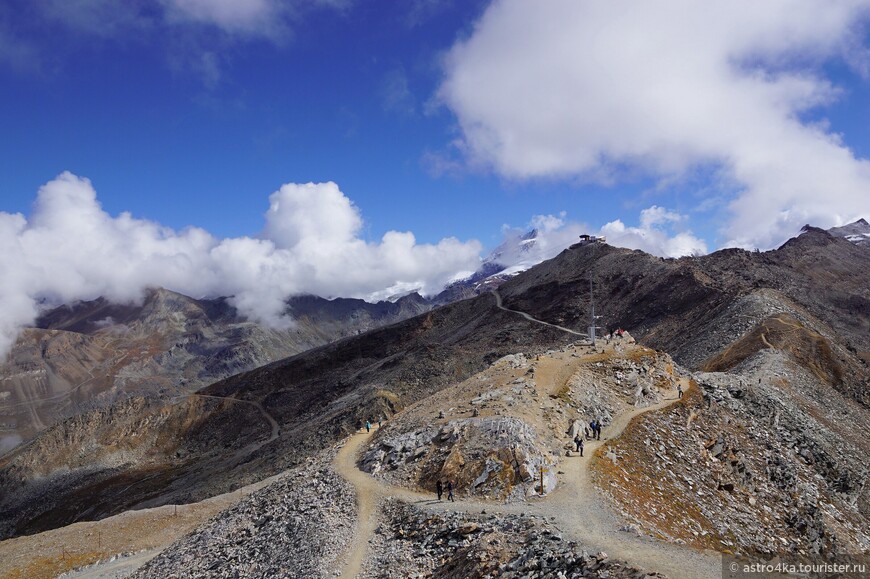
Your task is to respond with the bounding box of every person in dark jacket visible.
[436,480,443,501]
[447,480,454,502]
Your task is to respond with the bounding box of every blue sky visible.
[4,1,868,249]
[2,1,870,351]
[1,0,603,248]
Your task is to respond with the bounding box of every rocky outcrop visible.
[362,416,557,499]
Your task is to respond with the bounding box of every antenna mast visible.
[589,277,597,346]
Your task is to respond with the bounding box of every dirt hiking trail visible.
[333,382,720,579]
[333,293,721,579]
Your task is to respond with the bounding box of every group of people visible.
[571,418,604,457]
[588,419,602,440]
[436,479,455,502]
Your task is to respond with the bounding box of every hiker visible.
[436,480,443,501]
[589,420,596,439]
[597,421,602,440]
[575,435,584,456]
[365,420,371,433]
[447,480,454,502]
[677,385,683,399]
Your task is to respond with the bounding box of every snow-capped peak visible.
[828,218,870,247]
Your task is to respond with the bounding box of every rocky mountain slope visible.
[829,218,870,247]
[498,226,869,405]
[0,288,430,453]
[0,281,580,539]
[1,224,867,576]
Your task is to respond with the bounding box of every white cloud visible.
[0,173,481,357]
[159,0,285,38]
[493,207,705,276]
[530,211,566,233]
[601,207,708,258]
[438,0,870,249]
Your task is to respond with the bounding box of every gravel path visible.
[334,290,723,579]
[335,382,720,578]
[493,289,588,337]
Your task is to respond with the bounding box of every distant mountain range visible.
[0,289,430,453]
[3,220,867,454]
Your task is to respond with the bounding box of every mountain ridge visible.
[1,223,867,548]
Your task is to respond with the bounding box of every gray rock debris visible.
[362,499,664,578]
[131,452,355,579]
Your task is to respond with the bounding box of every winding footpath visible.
[189,394,280,449]
[492,289,588,337]
[333,294,722,579]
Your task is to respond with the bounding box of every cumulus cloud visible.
[494,206,706,275]
[494,212,587,272]
[601,207,708,257]
[438,0,870,249]
[0,173,481,356]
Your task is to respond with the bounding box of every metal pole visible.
[589,277,596,346]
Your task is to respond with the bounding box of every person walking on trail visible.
[436,480,443,501]
[447,481,454,502]
[677,385,684,399]
[575,436,584,457]
[365,420,371,433]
